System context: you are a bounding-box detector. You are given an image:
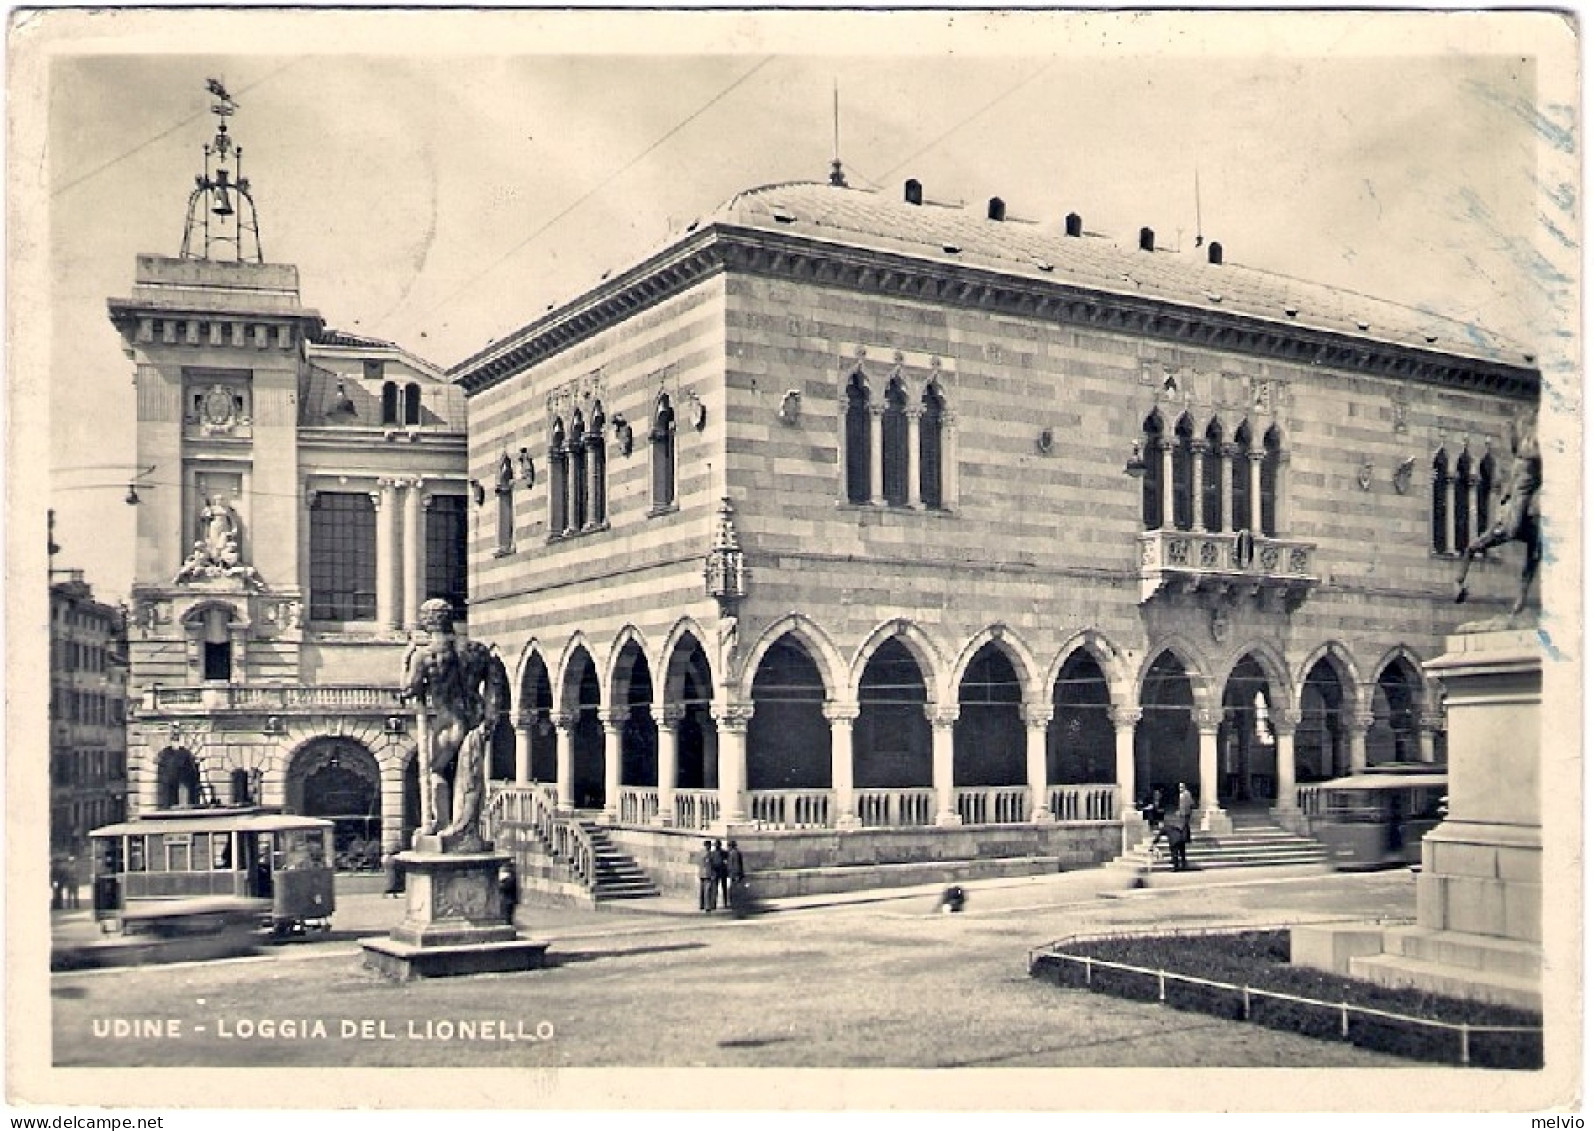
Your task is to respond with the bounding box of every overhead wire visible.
[882,58,1058,181]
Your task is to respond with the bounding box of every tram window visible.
[145,836,167,872]
[212,834,232,870]
[165,834,191,873]
[98,839,122,874]
[127,838,145,872]
[306,831,326,867]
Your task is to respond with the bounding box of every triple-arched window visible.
[1432,447,1495,554]
[841,371,950,509]
[547,407,610,537]
[1142,412,1284,535]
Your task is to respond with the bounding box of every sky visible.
[17,8,1578,604]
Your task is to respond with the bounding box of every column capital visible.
[601,708,630,730]
[1194,707,1224,732]
[550,710,578,730]
[1247,449,1266,463]
[1418,710,1446,732]
[822,701,861,724]
[713,702,755,732]
[1109,706,1143,729]
[1022,704,1053,729]
[658,704,688,726]
[1273,707,1303,734]
[924,704,960,728]
[1156,437,1175,452]
[1351,708,1376,730]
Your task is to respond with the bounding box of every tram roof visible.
[90,809,335,837]
[1316,772,1448,792]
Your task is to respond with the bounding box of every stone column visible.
[1218,443,1234,532]
[656,705,684,826]
[868,406,885,505]
[552,710,576,813]
[1418,709,1444,764]
[1158,439,1175,528]
[1248,450,1264,533]
[376,479,399,630]
[712,702,752,825]
[1111,706,1143,822]
[906,406,923,508]
[1272,708,1301,812]
[927,705,961,826]
[601,709,625,822]
[513,713,533,784]
[401,478,423,630]
[1195,707,1227,831]
[1192,446,1207,530]
[1349,707,1374,774]
[586,432,605,528]
[1024,704,1053,822]
[565,441,580,536]
[823,701,861,829]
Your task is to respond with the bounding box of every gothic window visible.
[650,395,676,511]
[1476,452,1496,539]
[1232,421,1254,533]
[589,406,608,527]
[309,492,377,621]
[1141,411,1165,530]
[1453,451,1473,552]
[882,379,910,506]
[1172,414,1195,531]
[570,412,589,530]
[495,456,515,554]
[550,420,569,534]
[380,382,399,425]
[920,383,946,509]
[1431,449,1451,553]
[1201,419,1223,531]
[404,383,422,426]
[844,373,871,504]
[1260,425,1283,537]
[427,494,468,619]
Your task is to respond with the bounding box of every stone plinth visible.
[360,848,549,980]
[1292,627,1543,1010]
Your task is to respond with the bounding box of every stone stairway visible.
[577,820,661,903]
[1111,806,1331,878]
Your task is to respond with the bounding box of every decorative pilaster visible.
[551,710,576,813]
[823,702,861,829]
[926,704,960,826]
[1023,704,1053,822]
[713,702,753,825]
[601,709,625,822]
[1111,705,1143,822]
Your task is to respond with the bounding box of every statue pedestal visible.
[360,847,549,981]
[1292,628,1542,1010]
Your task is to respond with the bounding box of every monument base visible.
[360,848,550,980]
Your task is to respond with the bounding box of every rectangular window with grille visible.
[426,494,468,621]
[309,492,377,621]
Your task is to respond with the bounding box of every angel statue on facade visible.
[399,598,510,853]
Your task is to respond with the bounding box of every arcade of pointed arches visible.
[492,618,1443,831]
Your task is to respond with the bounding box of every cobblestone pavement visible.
[52,867,1421,1071]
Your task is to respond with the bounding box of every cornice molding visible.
[452,225,1539,402]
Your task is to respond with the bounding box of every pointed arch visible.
[658,617,716,701]
[1261,423,1284,535]
[1136,635,1216,711]
[739,613,847,704]
[1432,446,1451,553]
[920,380,947,509]
[553,633,600,713]
[603,624,654,702]
[1045,629,1134,710]
[1216,639,1296,714]
[849,619,946,704]
[511,638,555,713]
[1293,641,1366,715]
[549,417,569,535]
[1142,408,1167,530]
[1231,418,1255,532]
[843,370,872,505]
[1172,413,1196,531]
[948,626,1042,706]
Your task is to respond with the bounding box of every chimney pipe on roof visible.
[987,197,1006,221]
[1139,227,1155,252]
[1065,213,1083,238]
[904,179,923,206]
[1207,241,1224,265]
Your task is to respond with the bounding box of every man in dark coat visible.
[724,840,746,908]
[697,840,718,912]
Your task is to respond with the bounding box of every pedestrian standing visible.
[382,851,404,897]
[697,840,718,912]
[713,839,730,907]
[498,862,518,925]
[725,839,746,910]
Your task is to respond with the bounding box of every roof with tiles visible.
[708,181,1531,367]
[300,363,466,430]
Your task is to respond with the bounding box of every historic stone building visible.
[50,567,130,862]
[457,177,1536,895]
[111,90,467,865]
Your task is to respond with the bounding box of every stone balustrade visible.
[1046,783,1120,822]
[954,786,1031,825]
[748,789,833,830]
[855,788,936,828]
[618,787,660,826]
[139,684,406,714]
[673,789,721,831]
[1137,529,1318,606]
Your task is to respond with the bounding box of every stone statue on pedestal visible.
[400,598,510,853]
[1456,407,1541,620]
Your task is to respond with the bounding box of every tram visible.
[89,807,336,939]
[1307,766,1448,871]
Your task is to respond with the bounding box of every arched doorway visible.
[1299,657,1352,781]
[287,738,382,871]
[1136,652,1198,805]
[855,638,931,789]
[747,634,829,789]
[1220,655,1277,804]
[520,654,556,782]
[1050,651,1114,784]
[1369,658,1423,765]
[155,747,202,809]
[669,640,716,789]
[954,644,1024,786]
[613,640,658,792]
[569,657,605,809]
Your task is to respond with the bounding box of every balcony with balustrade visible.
[1138,529,1318,608]
[135,683,406,716]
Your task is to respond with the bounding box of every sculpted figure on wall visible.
[1455,407,1542,618]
